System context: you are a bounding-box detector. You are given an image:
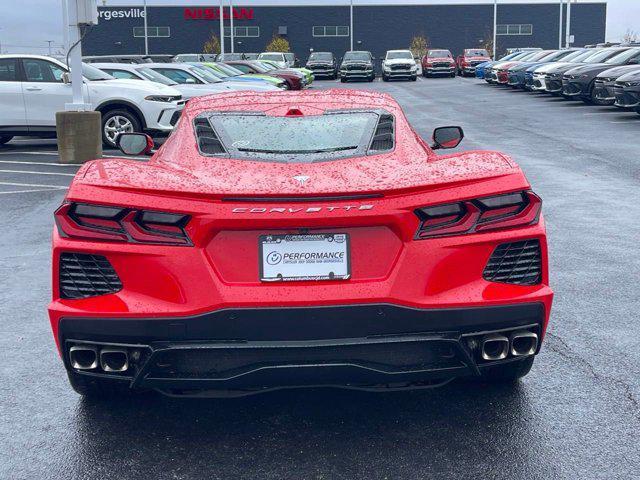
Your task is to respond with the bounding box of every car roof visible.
[0,54,56,60]
[91,63,138,69]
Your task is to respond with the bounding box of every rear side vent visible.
[194,117,226,155]
[483,240,542,286]
[369,114,394,152]
[59,253,122,299]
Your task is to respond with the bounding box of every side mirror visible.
[185,77,197,84]
[628,58,639,65]
[116,132,154,156]
[61,72,71,84]
[431,126,464,150]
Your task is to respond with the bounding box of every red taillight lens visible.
[415,191,541,239]
[55,202,192,245]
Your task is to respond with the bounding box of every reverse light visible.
[415,191,541,239]
[55,202,192,245]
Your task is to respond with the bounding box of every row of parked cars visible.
[0,54,317,148]
[475,46,640,114]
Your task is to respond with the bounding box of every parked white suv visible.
[0,54,183,147]
[382,50,418,81]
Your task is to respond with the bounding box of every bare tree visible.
[622,29,638,44]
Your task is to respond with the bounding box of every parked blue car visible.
[475,51,537,79]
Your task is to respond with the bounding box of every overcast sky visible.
[0,0,637,54]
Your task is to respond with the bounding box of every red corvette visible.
[49,89,553,397]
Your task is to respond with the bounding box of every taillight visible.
[55,202,192,245]
[415,191,541,239]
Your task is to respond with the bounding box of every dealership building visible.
[84,0,607,60]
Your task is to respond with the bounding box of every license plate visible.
[259,233,350,282]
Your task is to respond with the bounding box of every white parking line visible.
[0,169,75,177]
[0,188,66,195]
[0,151,58,156]
[0,181,67,189]
[583,112,627,116]
[0,160,78,167]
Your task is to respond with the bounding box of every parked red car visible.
[456,48,492,76]
[224,60,306,90]
[49,89,553,398]
[421,49,456,77]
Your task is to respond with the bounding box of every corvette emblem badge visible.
[293,175,310,186]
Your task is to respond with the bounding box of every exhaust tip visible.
[480,334,509,361]
[100,348,129,372]
[510,331,539,357]
[69,345,99,370]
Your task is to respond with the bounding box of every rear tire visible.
[480,356,535,383]
[67,371,133,398]
[101,109,142,148]
[0,135,13,145]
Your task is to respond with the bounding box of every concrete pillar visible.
[56,111,103,164]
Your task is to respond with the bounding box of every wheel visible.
[382,75,389,82]
[589,85,609,106]
[450,72,456,78]
[480,356,535,383]
[422,71,428,78]
[101,109,142,148]
[67,371,133,398]
[0,135,13,145]
[411,76,417,82]
[340,77,347,83]
[367,76,374,82]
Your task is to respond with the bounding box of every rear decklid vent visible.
[59,253,122,299]
[194,117,226,155]
[368,114,394,153]
[483,240,542,286]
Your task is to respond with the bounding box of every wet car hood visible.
[596,65,640,79]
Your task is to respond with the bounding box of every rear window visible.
[196,111,386,163]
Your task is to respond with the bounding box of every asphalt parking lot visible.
[1,76,639,479]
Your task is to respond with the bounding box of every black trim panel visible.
[59,302,545,344]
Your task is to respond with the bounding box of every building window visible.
[497,24,533,36]
[312,26,349,37]
[133,26,171,38]
[224,26,260,38]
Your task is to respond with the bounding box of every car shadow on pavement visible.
[69,379,543,477]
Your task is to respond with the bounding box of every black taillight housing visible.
[415,191,541,239]
[55,202,192,246]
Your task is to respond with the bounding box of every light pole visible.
[229,0,234,53]
[492,0,497,59]
[47,40,53,55]
[559,0,564,49]
[350,0,354,52]
[565,0,572,48]
[143,0,149,55]
[219,0,225,54]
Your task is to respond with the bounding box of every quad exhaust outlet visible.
[100,348,129,372]
[480,334,510,361]
[510,330,539,357]
[68,343,132,373]
[69,345,99,370]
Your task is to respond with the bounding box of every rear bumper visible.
[58,302,548,396]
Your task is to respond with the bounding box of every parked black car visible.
[613,69,640,112]
[592,64,640,105]
[562,47,640,103]
[339,51,376,82]
[306,52,338,79]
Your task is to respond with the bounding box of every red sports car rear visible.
[49,89,553,397]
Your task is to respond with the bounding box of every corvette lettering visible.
[232,205,374,213]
